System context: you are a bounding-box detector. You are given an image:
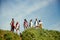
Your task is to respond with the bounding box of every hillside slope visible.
[0,28,60,40]
[0,30,20,40]
[22,28,60,40]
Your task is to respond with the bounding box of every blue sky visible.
[0,0,60,32]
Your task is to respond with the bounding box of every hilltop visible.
[0,28,60,40]
[22,28,60,40]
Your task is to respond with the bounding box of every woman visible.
[29,19,33,27]
[23,19,28,30]
[34,18,39,28]
[15,22,20,34]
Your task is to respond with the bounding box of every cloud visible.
[0,0,56,31]
[1,0,55,16]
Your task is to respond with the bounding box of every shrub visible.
[22,28,60,40]
[0,30,20,40]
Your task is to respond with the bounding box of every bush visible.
[22,28,60,40]
[0,30,20,40]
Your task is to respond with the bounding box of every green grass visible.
[22,28,60,40]
[0,27,60,40]
[0,30,20,40]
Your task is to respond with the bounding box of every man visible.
[10,18,15,32]
[39,20,43,29]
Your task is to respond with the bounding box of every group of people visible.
[10,18,20,34]
[10,18,43,34]
[23,18,43,30]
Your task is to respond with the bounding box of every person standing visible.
[16,22,20,34]
[20,33,22,40]
[29,19,33,27]
[38,20,43,29]
[34,18,39,28]
[10,18,15,32]
[23,19,28,30]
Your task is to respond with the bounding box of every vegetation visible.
[0,30,20,40]
[0,27,60,40]
[22,28,60,40]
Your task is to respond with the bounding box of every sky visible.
[0,0,60,33]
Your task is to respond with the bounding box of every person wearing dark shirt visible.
[10,18,15,32]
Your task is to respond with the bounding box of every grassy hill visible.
[22,28,60,40]
[0,30,20,40]
[0,28,60,40]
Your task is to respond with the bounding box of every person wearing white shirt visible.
[16,22,20,35]
[29,19,33,27]
[34,18,39,28]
